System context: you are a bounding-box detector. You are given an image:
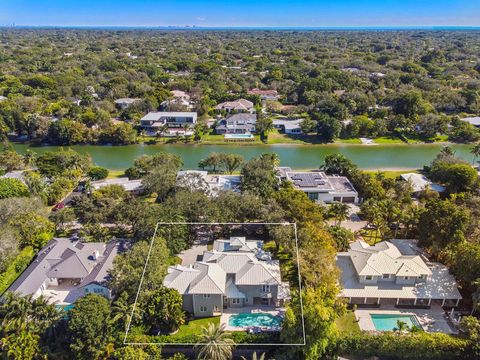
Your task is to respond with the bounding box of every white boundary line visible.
[123,222,306,347]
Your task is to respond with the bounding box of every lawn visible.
[364,169,420,179]
[373,136,405,144]
[335,311,361,335]
[106,170,125,179]
[174,316,220,337]
[0,246,35,294]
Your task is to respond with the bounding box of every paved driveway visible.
[178,235,209,265]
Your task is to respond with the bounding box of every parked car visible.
[52,202,65,211]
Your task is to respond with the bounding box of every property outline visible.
[123,222,306,347]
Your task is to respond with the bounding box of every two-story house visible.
[215,113,257,135]
[163,237,290,317]
[140,111,197,134]
[336,240,462,307]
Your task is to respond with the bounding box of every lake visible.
[12,143,474,171]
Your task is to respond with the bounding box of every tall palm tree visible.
[471,143,480,166]
[195,323,235,360]
[330,201,350,226]
[394,320,409,334]
[241,352,266,360]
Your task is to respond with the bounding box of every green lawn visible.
[364,169,420,179]
[106,170,126,179]
[174,316,220,337]
[373,136,405,144]
[335,311,361,335]
[335,138,363,144]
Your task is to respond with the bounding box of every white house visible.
[399,173,445,195]
[247,89,279,101]
[460,116,480,128]
[114,98,141,110]
[272,119,303,134]
[336,240,462,307]
[140,111,197,134]
[91,177,144,194]
[215,99,255,113]
[277,167,358,203]
[7,238,123,305]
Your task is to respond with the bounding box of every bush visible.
[88,166,109,180]
[337,332,470,360]
[0,178,30,199]
[0,246,35,293]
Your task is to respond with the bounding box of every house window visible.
[203,294,210,298]
[404,276,409,280]
[365,276,373,280]
[262,284,270,292]
[383,274,390,279]
[200,306,207,312]
[245,298,249,303]
[232,298,241,304]
[308,192,319,201]
[333,196,342,202]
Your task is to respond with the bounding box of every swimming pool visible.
[370,314,422,331]
[224,134,254,139]
[228,313,282,328]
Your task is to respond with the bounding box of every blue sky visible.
[0,0,479,27]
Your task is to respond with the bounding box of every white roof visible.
[164,262,226,295]
[461,116,480,126]
[400,173,445,193]
[92,178,143,192]
[337,254,462,300]
[215,99,254,111]
[348,240,431,277]
[141,112,197,121]
[236,260,282,286]
[114,98,140,104]
[203,251,257,274]
[0,95,7,101]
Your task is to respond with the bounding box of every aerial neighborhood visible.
[0,26,480,360]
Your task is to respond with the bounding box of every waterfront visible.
[12,143,474,171]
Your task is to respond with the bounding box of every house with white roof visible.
[399,173,445,195]
[273,118,303,134]
[114,98,141,110]
[140,111,197,134]
[460,116,480,128]
[277,167,358,203]
[247,89,279,101]
[176,170,241,195]
[336,240,462,307]
[161,90,193,110]
[91,177,144,194]
[164,237,290,317]
[7,238,124,305]
[215,99,255,113]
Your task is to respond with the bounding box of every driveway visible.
[178,235,209,265]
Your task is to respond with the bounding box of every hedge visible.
[0,246,35,294]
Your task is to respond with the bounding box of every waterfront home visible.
[272,118,303,134]
[276,167,358,203]
[460,116,480,128]
[216,113,257,134]
[215,99,255,113]
[247,88,279,101]
[7,238,123,305]
[336,239,462,307]
[399,173,445,196]
[176,170,241,195]
[91,177,144,194]
[140,111,197,134]
[164,237,290,317]
[114,98,141,110]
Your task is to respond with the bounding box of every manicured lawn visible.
[106,170,125,179]
[335,311,361,335]
[335,138,363,144]
[373,136,405,144]
[175,316,220,337]
[364,169,420,179]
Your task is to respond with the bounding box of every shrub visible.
[88,166,109,180]
[0,178,30,199]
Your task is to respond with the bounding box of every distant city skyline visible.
[1,0,479,28]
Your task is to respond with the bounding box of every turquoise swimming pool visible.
[371,314,422,331]
[228,313,282,328]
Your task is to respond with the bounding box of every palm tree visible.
[195,323,235,360]
[471,143,480,166]
[330,201,350,226]
[394,320,409,334]
[241,352,266,360]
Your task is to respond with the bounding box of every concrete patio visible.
[355,305,457,334]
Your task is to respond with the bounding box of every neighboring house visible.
[7,238,124,305]
[164,237,290,317]
[215,99,255,113]
[277,167,358,203]
[399,173,445,196]
[161,90,193,110]
[272,119,303,134]
[91,178,144,194]
[114,98,141,110]
[176,170,241,195]
[247,89,279,101]
[336,240,462,307]
[140,111,197,133]
[216,113,257,134]
[460,116,480,128]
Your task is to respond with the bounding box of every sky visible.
[0,0,479,28]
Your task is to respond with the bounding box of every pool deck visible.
[355,305,457,334]
[221,306,285,331]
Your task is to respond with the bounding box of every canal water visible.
[12,143,474,170]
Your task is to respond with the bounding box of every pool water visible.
[371,314,421,331]
[228,313,282,328]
